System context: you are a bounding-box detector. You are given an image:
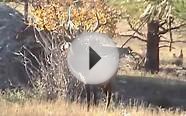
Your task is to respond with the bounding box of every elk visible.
[62,38,132,110]
[62,36,132,110]
[62,12,133,110]
[85,47,132,110]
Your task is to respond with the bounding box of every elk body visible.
[63,41,132,110]
[85,47,132,110]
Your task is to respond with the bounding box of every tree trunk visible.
[145,20,160,73]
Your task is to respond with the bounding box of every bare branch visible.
[93,13,100,32]
[159,45,175,49]
[119,35,133,47]
[119,34,147,42]
[127,18,145,37]
[159,23,186,34]
[159,20,167,27]
[160,40,186,43]
[159,25,167,32]
[168,16,174,51]
[159,35,169,40]
[120,20,147,48]
[24,0,29,23]
[22,45,41,66]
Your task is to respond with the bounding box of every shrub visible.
[25,0,122,102]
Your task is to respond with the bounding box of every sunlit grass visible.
[0,99,185,116]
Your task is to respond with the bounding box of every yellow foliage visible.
[31,0,121,37]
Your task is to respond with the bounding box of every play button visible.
[89,47,101,70]
[67,32,119,84]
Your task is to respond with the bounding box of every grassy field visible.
[0,99,185,116]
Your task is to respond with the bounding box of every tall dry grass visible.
[0,99,185,116]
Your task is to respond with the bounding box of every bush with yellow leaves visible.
[31,0,122,40]
[28,0,122,101]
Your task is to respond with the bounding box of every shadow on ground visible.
[114,75,186,109]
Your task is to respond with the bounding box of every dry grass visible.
[0,99,185,116]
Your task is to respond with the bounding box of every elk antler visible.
[93,12,107,32]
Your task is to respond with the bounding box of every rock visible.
[0,4,43,89]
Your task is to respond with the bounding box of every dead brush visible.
[11,28,85,103]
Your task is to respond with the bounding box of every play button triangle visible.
[89,47,101,70]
